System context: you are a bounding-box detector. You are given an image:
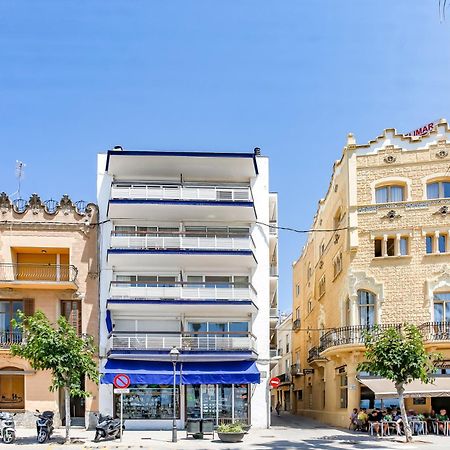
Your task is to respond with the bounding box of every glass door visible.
[201,385,216,420]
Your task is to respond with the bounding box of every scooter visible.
[35,410,54,443]
[0,412,15,444]
[93,413,123,442]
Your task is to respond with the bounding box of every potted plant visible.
[217,423,245,443]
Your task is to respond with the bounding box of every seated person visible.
[426,409,437,433]
[349,408,358,430]
[436,409,449,434]
[357,408,368,431]
[368,409,382,436]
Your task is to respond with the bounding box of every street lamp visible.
[169,346,180,443]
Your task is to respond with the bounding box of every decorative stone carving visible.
[27,194,43,215]
[434,205,449,216]
[319,261,324,269]
[58,195,74,215]
[383,155,396,164]
[334,233,340,244]
[0,192,11,214]
[436,149,448,159]
[381,209,401,221]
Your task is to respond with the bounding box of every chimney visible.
[254,147,261,156]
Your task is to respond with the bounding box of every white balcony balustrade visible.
[109,281,257,302]
[111,184,252,202]
[108,331,257,353]
[110,232,255,252]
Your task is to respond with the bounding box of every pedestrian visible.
[275,401,281,416]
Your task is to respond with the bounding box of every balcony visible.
[419,322,450,342]
[108,331,257,361]
[108,281,257,314]
[319,324,401,353]
[0,332,23,349]
[108,184,255,221]
[307,346,327,364]
[292,319,301,332]
[0,263,78,290]
[290,363,302,377]
[108,232,257,269]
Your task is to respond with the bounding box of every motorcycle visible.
[35,410,54,443]
[0,412,15,444]
[93,413,123,442]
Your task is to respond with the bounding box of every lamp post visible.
[169,346,180,443]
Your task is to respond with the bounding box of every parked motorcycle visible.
[0,412,15,444]
[93,413,123,442]
[35,410,54,443]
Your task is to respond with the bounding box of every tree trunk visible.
[396,382,412,442]
[64,386,71,442]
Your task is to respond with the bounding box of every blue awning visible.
[101,360,260,385]
[105,310,113,333]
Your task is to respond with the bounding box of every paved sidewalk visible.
[0,413,447,449]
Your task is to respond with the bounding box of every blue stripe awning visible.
[101,360,260,385]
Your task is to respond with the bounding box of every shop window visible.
[339,374,348,409]
[0,367,24,410]
[375,185,404,203]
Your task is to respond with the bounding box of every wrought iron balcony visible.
[0,263,78,286]
[110,231,255,252]
[108,331,257,353]
[319,324,401,352]
[292,319,301,331]
[419,322,450,341]
[109,281,256,302]
[307,346,325,364]
[0,332,23,348]
[111,184,252,202]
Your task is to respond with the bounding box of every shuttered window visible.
[61,300,81,335]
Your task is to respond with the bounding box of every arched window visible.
[375,185,404,203]
[427,180,450,199]
[358,290,376,327]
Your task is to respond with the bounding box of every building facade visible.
[97,148,278,429]
[0,193,98,427]
[270,313,292,412]
[292,120,450,427]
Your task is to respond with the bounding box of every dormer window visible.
[375,185,404,203]
[427,180,450,199]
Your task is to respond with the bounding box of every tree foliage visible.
[10,310,98,440]
[357,324,440,442]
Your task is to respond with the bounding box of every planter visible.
[217,432,245,443]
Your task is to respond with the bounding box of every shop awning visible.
[101,360,260,385]
[359,377,450,399]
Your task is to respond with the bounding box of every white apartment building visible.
[97,148,278,429]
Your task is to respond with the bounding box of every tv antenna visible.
[10,161,26,199]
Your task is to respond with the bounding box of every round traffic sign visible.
[269,377,281,389]
[113,374,131,389]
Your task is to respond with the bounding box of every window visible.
[344,298,351,327]
[439,234,447,253]
[286,334,289,354]
[426,235,434,254]
[374,236,409,257]
[0,300,30,344]
[375,185,404,203]
[307,299,313,313]
[425,233,448,254]
[278,340,282,356]
[318,276,326,298]
[61,300,81,335]
[339,374,348,409]
[295,307,300,321]
[427,181,450,199]
[358,290,375,327]
[295,284,300,297]
[297,390,303,401]
[307,264,312,281]
[333,252,343,278]
[320,241,325,256]
[334,208,343,229]
[434,292,450,322]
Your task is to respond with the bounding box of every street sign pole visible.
[113,373,130,444]
[120,392,123,443]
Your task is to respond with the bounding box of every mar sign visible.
[404,121,436,137]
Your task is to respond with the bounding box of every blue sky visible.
[1,1,450,311]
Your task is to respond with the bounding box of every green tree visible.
[10,310,98,442]
[357,324,440,442]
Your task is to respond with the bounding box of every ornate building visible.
[0,193,98,428]
[292,119,450,427]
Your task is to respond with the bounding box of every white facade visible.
[97,149,278,429]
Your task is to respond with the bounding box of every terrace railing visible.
[0,263,78,283]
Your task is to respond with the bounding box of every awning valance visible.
[359,377,450,399]
[101,360,260,385]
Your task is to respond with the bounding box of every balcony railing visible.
[292,319,301,331]
[419,322,450,341]
[109,281,257,302]
[110,231,255,252]
[0,263,78,283]
[319,324,401,352]
[0,332,22,348]
[290,363,302,377]
[357,198,450,214]
[307,346,325,363]
[111,184,252,202]
[109,331,257,353]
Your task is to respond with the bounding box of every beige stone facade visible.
[292,120,450,427]
[0,193,98,428]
